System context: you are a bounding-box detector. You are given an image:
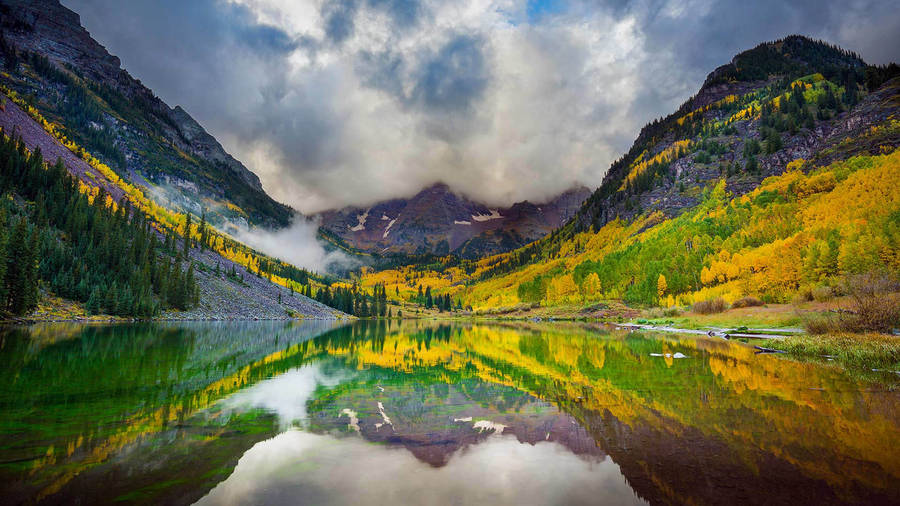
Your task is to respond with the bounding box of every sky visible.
[63,0,900,213]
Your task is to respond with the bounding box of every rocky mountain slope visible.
[0,100,341,320]
[0,0,291,227]
[317,183,590,258]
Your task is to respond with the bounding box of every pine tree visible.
[199,210,207,250]
[183,213,191,257]
[4,218,30,314]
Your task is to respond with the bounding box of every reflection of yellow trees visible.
[21,323,900,501]
[27,336,331,500]
[312,324,900,497]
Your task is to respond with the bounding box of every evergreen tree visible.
[183,213,192,257]
[199,210,207,250]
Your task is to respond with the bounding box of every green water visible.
[0,320,898,505]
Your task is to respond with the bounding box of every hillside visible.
[0,0,374,320]
[317,183,590,258]
[355,36,900,312]
[0,0,291,228]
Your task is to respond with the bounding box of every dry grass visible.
[692,297,728,314]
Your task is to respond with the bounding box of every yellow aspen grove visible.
[581,272,602,301]
[657,274,668,299]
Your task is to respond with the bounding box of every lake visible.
[1,320,898,505]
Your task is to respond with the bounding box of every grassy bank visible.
[769,333,900,371]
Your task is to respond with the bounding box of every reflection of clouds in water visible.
[195,431,645,506]
[221,364,351,429]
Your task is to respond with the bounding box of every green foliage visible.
[0,133,197,317]
[314,282,388,317]
[517,275,548,303]
[704,35,864,86]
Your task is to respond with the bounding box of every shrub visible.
[792,286,814,305]
[731,296,764,308]
[811,285,834,302]
[806,273,900,334]
[839,273,900,333]
[692,298,728,314]
[647,306,681,318]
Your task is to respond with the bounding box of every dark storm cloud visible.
[237,20,299,54]
[322,0,359,44]
[414,34,489,112]
[61,0,900,213]
[356,49,406,97]
[321,0,424,45]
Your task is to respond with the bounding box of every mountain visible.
[0,0,291,227]
[354,36,900,311]
[572,35,878,232]
[316,183,590,259]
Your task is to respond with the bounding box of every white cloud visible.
[65,0,900,213]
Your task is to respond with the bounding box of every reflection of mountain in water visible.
[296,321,900,505]
[308,377,606,467]
[1,320,898,505]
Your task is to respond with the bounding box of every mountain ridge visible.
[316,182,591,259]
[0,0,290,227]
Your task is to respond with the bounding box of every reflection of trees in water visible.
[2,321,899,505]
[311,321,900,505]
[0,320,339,501]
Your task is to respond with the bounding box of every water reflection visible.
[0,320,898,505]
[197,431,643,506]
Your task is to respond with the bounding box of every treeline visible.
[704,35,865,86]
[411,285,458,312]
[311,283,391,318]
[0,132,196,317]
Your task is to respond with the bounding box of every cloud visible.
[63,0,900,213]
[233,215,359,273]
[322,0,359,44]
[414,34,488,112]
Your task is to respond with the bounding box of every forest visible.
[0,131,197,317]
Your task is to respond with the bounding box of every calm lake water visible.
[1,321,898,505]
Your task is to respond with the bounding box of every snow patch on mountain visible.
[454,220,471,225]
[349,209,370,232]
[471,210,503,222]
[382,218,398,238]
